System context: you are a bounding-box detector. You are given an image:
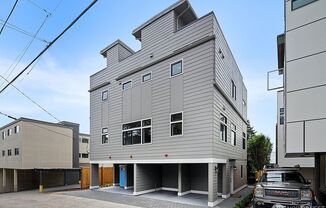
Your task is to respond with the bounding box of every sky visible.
[0,0,284,150]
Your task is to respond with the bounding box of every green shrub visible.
[234,193,253,208]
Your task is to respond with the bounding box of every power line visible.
[0,0,20,35]
[0,74,61,122]
[26,0,51,15]
[0,111,17,120]
[0,0,98,94]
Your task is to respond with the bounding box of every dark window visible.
[82,153,89,158]
[171,60,183,77]
[7,129,11,136]
[79,153,81,158]
[231,80,237,100]
[260,172,306,183]
[102,91,108,101]
[7,149,11,156]
[242,138,246,150]
[14,126,20,134]
[123,121,141,130]
[1,131,5,140]
[123,119,152,145]
[142,128,151,143]
[241,165,243,178]
[231,124,236,146]
[14,148,19,155]
[122,81,132,90]
[171,112,183,136]
[102,128,108,144]
[142,119,151,127]
[123,129,141,145]
[280,108,285,125]
[292,0,317,10]
[81,138,88,143]
[142,72,152,82]
[2,150,5,156]
[220,114,227,142]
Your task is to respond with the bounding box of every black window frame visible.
[7,149,11,156]
[123,118,152,145]
[220,114,227,142]
[170,112,183,137]
[170,60,183,77]
[122,80,132,91]
[142,72,152,83]
[14,148,19,155]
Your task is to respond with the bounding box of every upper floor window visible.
[241,165,243,179]
[81,138,89,143]
[102,90,108,101]
[170,60,183,77]
[8,149,12,156]
[280,108,285,125]
[231,80,236,100]
[2,150,5,157]
[242,132,246,150]
[14,148,19,156]
[14,126,20,134]
[123,119,151,145]
[220,114,227,142]
[7,129,12,136]
[122,81,132,91]
[1,131,5,140]
[102,128,108,144]
[170,112,183,136]
[292,0,318,10]
[142,72,152,83]
[82,153,89,158]
[231,123,236,146]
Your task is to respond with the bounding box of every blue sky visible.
[0,0,283,149]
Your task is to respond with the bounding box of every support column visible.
[90,163,99,189]
[222,162,230,199]
[3,169,6,192]
[133,164,137,195]
[208,163,219,207]
[177,164,182,195]
[14,169,18,192]
[39,170,43,192]
[0,169,3,193]
[178,164,190,196]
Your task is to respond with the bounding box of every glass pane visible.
[123,121,141,130]
[171,61,182,76]
[292,0,317,10]
[171,122,182,136]
[102,91,108,100]
[220,114,227,124]
[142,128,151,143]
[171,113,182,122]
[123,131,132,145]
[142,73,151,82]
[132,129,141,144]
[123,81,132,90]
[102,128,108,133]
[102,134,108,144]
[142,119,151,127]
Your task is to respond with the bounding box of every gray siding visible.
[180,164,191,192]
[134,164,161,192]
[161,164,178,188]
[190,164,208,191]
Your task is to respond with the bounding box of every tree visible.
[247,120,256,139]
[247,133,273,171]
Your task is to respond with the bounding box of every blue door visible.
[119,165,125,188]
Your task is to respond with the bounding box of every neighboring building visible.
[79,133,90,167]
[89,0,247,206]
[0,118,80,193]
[276,90,315,189]
[270,0,326,203]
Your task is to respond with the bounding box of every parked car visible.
[253,167,316,208]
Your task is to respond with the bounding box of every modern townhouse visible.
[89,0,248,206]
[79,133,90,167]
[270,0,326,203]
[0,118,80,193]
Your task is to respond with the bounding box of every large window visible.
[170,60,183,77]
[292,0,318,10]
[123,119,152,145]
[122,81,132,90]
[242,132,246,150]
[102,90,108,101]
[14,126,20,134]
[142,72,152,83]
[170,112,183,136]
[280,108,285,125]
[14,148,19,156]
[231,123,236,146]
[231,80,236,100]
[7,149,12,156]
[220,114,227,142]
[102,128,108,144]
[81,138,89,143]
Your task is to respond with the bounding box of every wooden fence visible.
[81,167,113,189]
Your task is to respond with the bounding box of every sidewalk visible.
[217,186,253,208]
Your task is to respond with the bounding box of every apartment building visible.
[271,0,326,203]
[89,0,247,206]
[79,133,90,167]
[0,118,80,193]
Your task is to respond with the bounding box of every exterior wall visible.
[134,164,161,194]
[79,134,90,166]
[233,161,247,191]
[284,0,326,154]
[162,164,178,189]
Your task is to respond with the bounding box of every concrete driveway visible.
[0,190,139,208]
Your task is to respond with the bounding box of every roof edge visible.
[100,39,135,57]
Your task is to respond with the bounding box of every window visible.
[1,131,5,140]
[14,148,19,155]
[2,150,5,157]
[220,114,227,142]
[79,153,81,158]
[7,149,11,156]
[102,128,108,144]
[14,126,20,134]
[142,72,152,82]
[231,123,236,146]
[102,90,108,101]
[280,108,285,125]
[242,99,246,107]
[122,81,132,90]
[241,165,243,179]
[231,80,236,100]
[123,119,152,145]
[292,0,317,10]
[81,138,89,143]
[242,132,246,150]
[170,112,183,136]
[82,153,89,158]
[170,60,183,77]
[7,129,12,136]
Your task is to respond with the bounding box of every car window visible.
[260,172,306,183]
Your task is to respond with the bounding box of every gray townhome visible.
[89,0,248,206]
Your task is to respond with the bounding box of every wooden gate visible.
[81,167,113,189]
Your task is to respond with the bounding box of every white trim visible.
[169,59,183,78]
[89,186,99,189]
[161,187,178,192]
[133,188,156,196]
[231,184,247,195]
[190,190,208,195]
[170,111,183,137]
[124,186,134,190]
[208,200,220,207]
[141,71,152,83]
[90,158,228,164]
[222,193,230,199]
[122,80,132,91]
[178,190,191,196]
[101,90,108,101]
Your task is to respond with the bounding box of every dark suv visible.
[253,168,316,208]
